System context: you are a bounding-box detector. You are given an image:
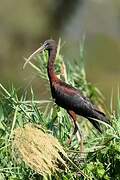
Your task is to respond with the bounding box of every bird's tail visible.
[88,117,102,133]
[88,109,110,133]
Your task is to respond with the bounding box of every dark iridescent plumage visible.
[45,39,109,133]
[25,39,109,138]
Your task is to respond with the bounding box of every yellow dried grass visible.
[12,123,68,176]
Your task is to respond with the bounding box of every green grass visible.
[0,39,120,179]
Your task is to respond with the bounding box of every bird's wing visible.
[52,81,108,124]
[53,83,109,132]
[52,81,95,111]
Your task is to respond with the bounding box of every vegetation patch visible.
[0,39,120,179]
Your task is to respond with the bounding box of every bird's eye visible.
[44,42,49,47]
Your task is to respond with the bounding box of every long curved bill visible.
[23,44,46,69]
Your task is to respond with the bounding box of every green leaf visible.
[0,122,5,131]
[97,168,105,178]
[0,105,4,121]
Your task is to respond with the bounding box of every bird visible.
[24,39,109,150]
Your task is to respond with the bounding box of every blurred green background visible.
[0,0,120,108]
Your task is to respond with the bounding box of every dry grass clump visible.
[12,123,68,176]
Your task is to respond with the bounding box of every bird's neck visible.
[47,47,58,83]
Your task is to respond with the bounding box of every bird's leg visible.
[67,111,78,144]
[67,110,83,153]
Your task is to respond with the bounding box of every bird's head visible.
[43,39,56,50]
[23,39,56,69]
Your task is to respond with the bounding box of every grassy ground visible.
[0,40,120,180]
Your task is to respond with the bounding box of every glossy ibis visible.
[24,39,109,150]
